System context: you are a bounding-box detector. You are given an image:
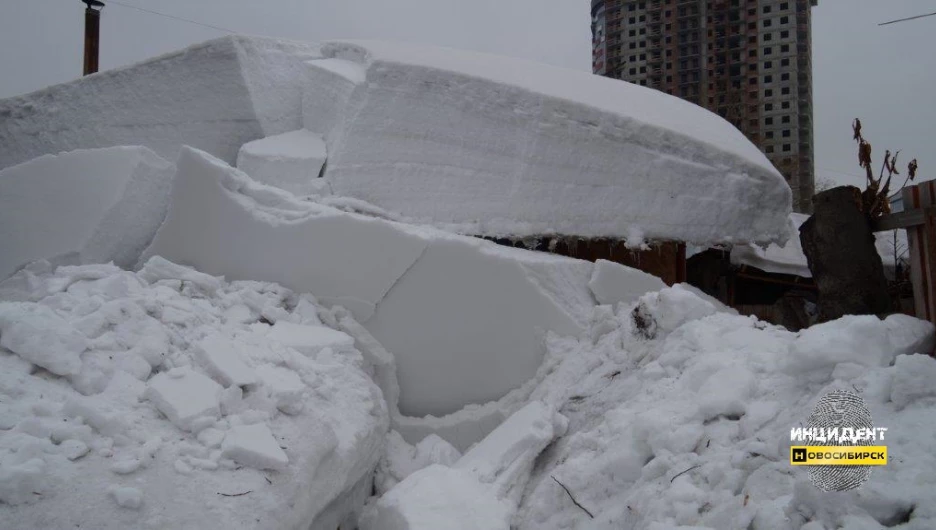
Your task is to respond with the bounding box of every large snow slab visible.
[0,260,387,529]
[309,40,791,245]
[587,259,667,306]
[0,36,320,170]
[236,129,329,195]
[0,146,174,279]
[143,147,595,417]
[731,212,909,278]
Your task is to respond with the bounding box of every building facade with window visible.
[591,0,819,213]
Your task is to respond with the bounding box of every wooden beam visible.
[872,207,929,232]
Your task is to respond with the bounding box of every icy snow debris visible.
[267,321,355,357]
[0,36,321,169]
[375,431,462,495]
[0,259,388,529]
[138,255,223,295]
[587,259,666,307]
[236,129,329,196]
[312,40,791,244]
[221,423,289,471]
[891,354,936,409]
[142,147,595,416]
[507,284,936,529]
[0,146,173,279]
[632,284,722,338]
[194,334,258,387]
[361,464,512,530]
[145,367,222,432]
[107,485,143,510]
[0,302,87,375]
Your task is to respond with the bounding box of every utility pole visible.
[81,0,105,75]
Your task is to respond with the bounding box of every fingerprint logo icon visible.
[804,389,875,491]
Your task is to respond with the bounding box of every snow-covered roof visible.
[730,212,908,277]
[0,35,792,246]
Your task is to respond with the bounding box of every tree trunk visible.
[799,186,894,322]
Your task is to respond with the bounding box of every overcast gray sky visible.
[1,0,933,187]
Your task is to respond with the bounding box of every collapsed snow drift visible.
[0,146,174,279]
[236,129,330,196]
[2,35,791,245]
[307,40,792,244]
[0,36,319,170]
[143,147,601,418]
[0,259,387,529]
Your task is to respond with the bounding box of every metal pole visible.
[82,1,105,76]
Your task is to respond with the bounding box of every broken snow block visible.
[236,129,330,196]
[141,147,596,417]
[587,259,666,306]
[891,354,936,409]
[0,146,174,279]
[0,302,88,376]
[455,401,565,488]
[145,367,222,432]
[221,423,289,471]
[255,364,306,415]
[267,321,356,357]
[140,147,430,322]
[194,334,257,388]
[360,465,511,530]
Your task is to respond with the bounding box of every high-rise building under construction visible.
[591,0,818,212]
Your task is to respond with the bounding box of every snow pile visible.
[485,286,936,529]
[0,258,387,529]
[0,36,319,170]
[236,129,330,196]
[731,212,909,278]
[308,40,792,244]
[142,146,597,418]
[0,146,174,279]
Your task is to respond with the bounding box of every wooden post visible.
[82,1,105,76]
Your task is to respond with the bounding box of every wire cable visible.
[879,11,936,27]
[105,0,236,34]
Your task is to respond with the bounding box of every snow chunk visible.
[588,259,666,306]
[0,146,173,279]
[361,465,511,530]
[255,364,305,415]
[194,334,257,387]
[145,367,222,432]
[314,40,791,244]
[236,129,329,196]
[267,321,355,356]
[891,354,936,409]
[0,458,45,506]
[220,423,289,471]
[107,485,143,510]
[696,366,756,421]
[0,302,87,376]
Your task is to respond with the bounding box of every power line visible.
[879,11,936,26]
[106,0,237,34]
